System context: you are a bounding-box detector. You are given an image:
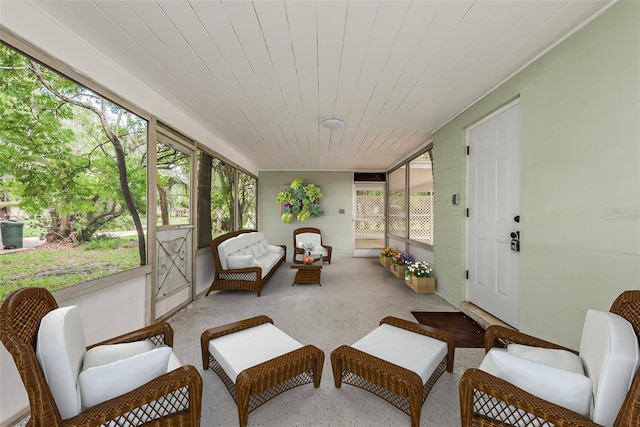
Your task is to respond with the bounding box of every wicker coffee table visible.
[290,261,322,286]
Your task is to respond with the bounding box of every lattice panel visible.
[355,194,385,240]
[388,195,406,236]
[220,271,258,281]
[409,195,433,242]
[104,387,191,426]
[473,391,555,427]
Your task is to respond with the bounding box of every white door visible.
[467,101,521,328]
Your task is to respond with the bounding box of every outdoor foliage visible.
[0,240,139,301]
[0,43,147,264]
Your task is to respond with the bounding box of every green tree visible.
[0,44,147,264]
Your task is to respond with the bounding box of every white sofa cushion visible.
[266,244,284,255]
[227,254,255,269]
[36,306,86,419]
[79,346,172,410]
[352,323,448,383]
[579,309,640,426]
[479,348,592,417]
[507,344,584,375]
[207,323,303,383]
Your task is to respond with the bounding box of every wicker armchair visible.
[0,287,203,427]
[459,290,640,427]
[292,227,332,264]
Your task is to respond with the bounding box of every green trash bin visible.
[1,221,24,249]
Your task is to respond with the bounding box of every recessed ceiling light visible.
[321,118,344,128]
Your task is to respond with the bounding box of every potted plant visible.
[390,251,413,279]
[379,247,396,267]
[405,261,435,293]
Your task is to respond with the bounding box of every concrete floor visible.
[168,257,485,427]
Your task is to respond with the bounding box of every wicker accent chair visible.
[0,287,203,427]
[292,227,332,264]
[459,290,640,427]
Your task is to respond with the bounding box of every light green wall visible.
[258,171,354,260]
[434,1,640,348]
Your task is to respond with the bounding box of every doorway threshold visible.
[458,301,517,331]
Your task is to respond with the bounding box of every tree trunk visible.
[197,153,212,248]
[157,184,170,226]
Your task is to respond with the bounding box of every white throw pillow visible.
[250,245,261,259]
[479,348,592,417]
[83,341,155,370]
[266,245,284,255]
[507,344,584,375]
[255,241,267,256]
[227,254,255,269]
[78,346,172,410]
[36,306,86,419]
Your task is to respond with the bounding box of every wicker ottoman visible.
[331,316,455,427]
[201,315,324,427]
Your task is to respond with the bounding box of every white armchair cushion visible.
[297,241,313,250]
[507,344,584,375]
[78,346,172,410]
[479,348,592,417]
[579,309,640,426]
[296,233,321,247]
[226,254,255,269]
[36,306,86,419]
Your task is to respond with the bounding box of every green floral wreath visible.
[276,178,324,223]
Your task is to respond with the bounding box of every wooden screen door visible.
[154,126,196,320]
[353,182,386,257]
[467,101,521,328]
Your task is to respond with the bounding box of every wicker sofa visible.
[206,230,286,297]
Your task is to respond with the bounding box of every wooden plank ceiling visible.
[28,0,611,171]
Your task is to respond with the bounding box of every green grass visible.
[0,239,140,301]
